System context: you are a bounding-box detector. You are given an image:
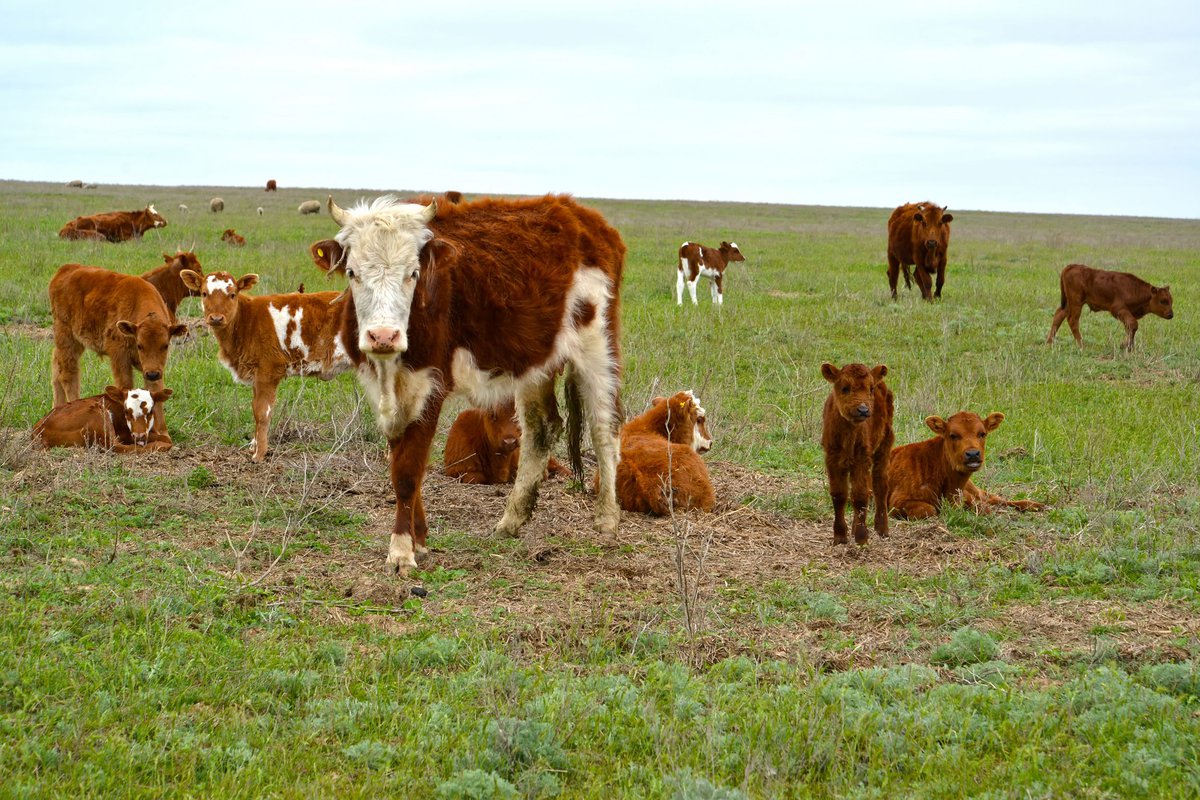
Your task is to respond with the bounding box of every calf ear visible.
[151,388,173,403]
[116,320,138,338]
[820,362,840,383]
[310,240,346,274]
[237,274,259,292]
[162,253,172,263]
[925,416,948,435]
[983,412,1005,432]
[871,364,888,380]
[104,385,124,403]
[180,269,203,291]
[942,213,954,223]
[169,323,188,339]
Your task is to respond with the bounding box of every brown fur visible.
[887,202,953,300]
[221,229,247,247]
[676,240,746,305]
[140,251,203,319]
[1047,263,1174,351]
[49,264,187,438]
[608,392,715,515]
[180,269,350,462]
[443,401,570,484]
[58,207,167,243]
[820,362,894,545]
[33,386,173,452]
[265,179,277,192]
[888,411,1047,518]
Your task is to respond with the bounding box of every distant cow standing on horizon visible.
[676,241,745,306]
[1047,264,1174,351]
[887,202,953,300]
[265,179,277,192]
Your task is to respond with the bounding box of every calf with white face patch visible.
[181,268,352,462]
[33,386,173,452]
[676,240,746,306]
[310,193,627,576]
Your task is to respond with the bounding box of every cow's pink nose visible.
[366,327,402,351]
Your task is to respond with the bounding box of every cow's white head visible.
[311,195,437,361]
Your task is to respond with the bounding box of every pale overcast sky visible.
[3,1,1198,218]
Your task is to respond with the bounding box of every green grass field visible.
[1,179,1198,797]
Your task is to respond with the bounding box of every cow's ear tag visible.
[316,247,324,258]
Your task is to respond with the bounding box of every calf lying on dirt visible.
[33,386,173,452]
[821,362,894,545]
[608,391,715,515]
[1047,263,1174,351]
[887,411,1047,518]
[443,400,570,484]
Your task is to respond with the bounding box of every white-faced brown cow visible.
[180,269,352,462]
[310,194,626,575]
[49,265,187,436]
[676,241,745,306]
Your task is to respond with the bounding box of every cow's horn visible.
[420,200,438,223]
[328,195,347,226]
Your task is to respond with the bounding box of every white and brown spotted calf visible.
[181,269,352,462]
[676,240,745,306]
[34,386,173,452]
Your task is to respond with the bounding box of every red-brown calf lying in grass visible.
[1047,263,1174,351]
[443,400,570,484]
[821,362,894,545]
[221,228,246,247]
[887,411,1048,518]
[608,390,715,515]
[33,386,173,452]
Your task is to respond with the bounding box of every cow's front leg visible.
[386,410,441,576]
[1117,311,1139,351]
[850,460,871,544]
[934,260,945,299]
[826,456,849,545]
[687,277,700,305]
[249,378,279,462]
[914,266,934,301]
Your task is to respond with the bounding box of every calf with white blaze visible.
[181,269,352,462]
[311,194,626,575]
[676,240,745,306]
[34,386,173,452]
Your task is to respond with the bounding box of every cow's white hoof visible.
[386,533,417,577]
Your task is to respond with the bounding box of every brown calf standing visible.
[888,411,1047,518]
[33,386,173,452]
[221,229,247,247]
[610,391,716,515]
[1047,264,1174,351]
[821,362,894,545]
[49,264,187,437]
[676,241,746,306]
[181,268,352,462]
[887,202,953,300]
[443,400,571,484]
[140,250,203,319]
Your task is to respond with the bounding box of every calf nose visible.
[366,327,403,351]
[208,314,225,326]
[925,239,938,250]
[965,448,981,460]
[145,371,162,382]
[856,403,870,417]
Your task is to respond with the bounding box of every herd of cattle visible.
[31,191,1178,571]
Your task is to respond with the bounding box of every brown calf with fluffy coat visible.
[887,202,953,300]
[443,400,571,484]
[49,264,187,437]
[181,269,352,462]
[821,362,894,545]
[221,229,247,247]
[1047,264,1174,351]
[140,251,203,319]
[610,391,715,515]
[887,411,1047,518]
[34,386,173,452]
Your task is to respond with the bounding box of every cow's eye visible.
[949,433,960,440]
[345,268,356,279]
[841,386,850,394]
[201,292,207,297]
[979,431,987,438]
[410,269,420,280]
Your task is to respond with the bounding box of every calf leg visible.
[1047,307,1068,343]
[934,261,945,299]
[250,379,279,462]
[494,382,557,538]
[675,267,685,306]
[713,274,724,306]
[1066,303,1084,347]
[386,409,442,576]
[826,457,849,545]
[687,277,700,305]
[1116,310,1138,351]
[850,460,871,544]
[914,266,934,301]
[887,254,901,298]
[893,499,939,519]
[871,454,890,539]
[51,330,84,407]
[145,376,171,442]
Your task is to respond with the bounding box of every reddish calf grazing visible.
[611,391,715,515]
[221,228,247,247]
[49,264,187,436]
[887,202,953,300]
[265,179,277,192]
[180,269,352,462]
[888,411,1047,518]
[311,193,625,575]
[140,251,203,320]
[58,205,167,243]
[820,362,894,545]
[1047,264,1174,351]
[443,400,571,484]
[33,386,173,452]
[676,241,746,306]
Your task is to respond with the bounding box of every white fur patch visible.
[124,389,152,420]
[219,352,251,385]
[268,304,310,359]
[206,275,235,294]
[387,532,417,572]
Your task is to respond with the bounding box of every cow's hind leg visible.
[566,334,621,536]
[51,329,84,407]
[1066,303,1084,348]
[887,254,901,299]
[1047,307,1068,343]
[494,380,559,538]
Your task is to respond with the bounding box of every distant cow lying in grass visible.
[821,362,894,545]
[887,411,1047,519]
[181,269,352,462]
[607,391,715,515]
[58,205,167,243]
[221,228,246,247]
[1047,264,1174,351]
[33,386,173,452]
[443,400,571,484]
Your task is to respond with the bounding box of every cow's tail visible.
[1058,270,1068,310]
[563,364,586,483]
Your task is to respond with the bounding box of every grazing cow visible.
[675,240,745,306]
[180,268,352,462]
[610,391,715,515]
[49,264,187,436]
[221,228,247,247]
[141,250,203,319]
[820,362,894,545]
[298,200,321,215]
[1047,264,1174,351]
[210,197,224,213]
[887,202,953,300]
[310,193,625,575]
[888,411,1047,518]
[33,386,173,452]
[443,400,572,484]
[265,179,277,192]
[58,206,167,243]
